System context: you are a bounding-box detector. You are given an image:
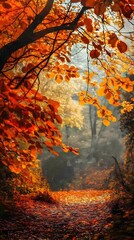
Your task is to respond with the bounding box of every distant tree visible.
[39,75,84,130]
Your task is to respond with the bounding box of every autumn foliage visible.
[0,0,134,193]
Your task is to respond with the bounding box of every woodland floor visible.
[0,190,134,240]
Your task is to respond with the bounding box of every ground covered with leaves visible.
[0,190,134,240]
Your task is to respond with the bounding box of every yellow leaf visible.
[97,87,105,96]
[112,116,117,122]
[22,164,26,169]
[97,107,107,118]
[49,72,55,79]
[122,83,133,92]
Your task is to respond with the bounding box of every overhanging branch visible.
[0,5,87,72]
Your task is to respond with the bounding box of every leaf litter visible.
[0,190,133,240]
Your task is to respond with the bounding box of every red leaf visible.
[120,2,133,19]
[28,145,36,150]
[90,49,100,58]
[22,66,27,73]
[82,0,96,8]
[36,141,42,149]
[117,40,128,53]
[48,99,60,112]
[2,3,12,9]
[27,63,34,70]
[94,2,106,16]
[92,42,102,51]
[84,18,93,32]
[81,36,90,44]
[108,33,118,47]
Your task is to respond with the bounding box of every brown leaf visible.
[90,49,100,58]
[108,33,118,47]
[117,40,128,53]
[2,3,12,9]
[81,36,90,44]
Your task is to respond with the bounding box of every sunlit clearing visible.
[53,190,112,205]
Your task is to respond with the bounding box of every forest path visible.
[0,190,133,240]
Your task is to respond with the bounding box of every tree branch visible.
[0,5,87,72]
[19,0,54,37]
[15,31,73,88]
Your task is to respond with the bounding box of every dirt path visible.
[0,190,133,240]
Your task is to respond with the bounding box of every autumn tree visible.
[0,0,134,194]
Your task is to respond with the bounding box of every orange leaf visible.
[8,165,21,174]
[55,115,62,124]
[106,92,112,100]
[31,148,37,157]
[48,99,60,112]
[46,120,55,129]
[44,141,53,147]
[117,40,128,53]
[103,119,110,126]
[2,161,8,166]
[62,144,69,153]
[71,148,79,155]
[55,74,63,83]
[51,150,59,156]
